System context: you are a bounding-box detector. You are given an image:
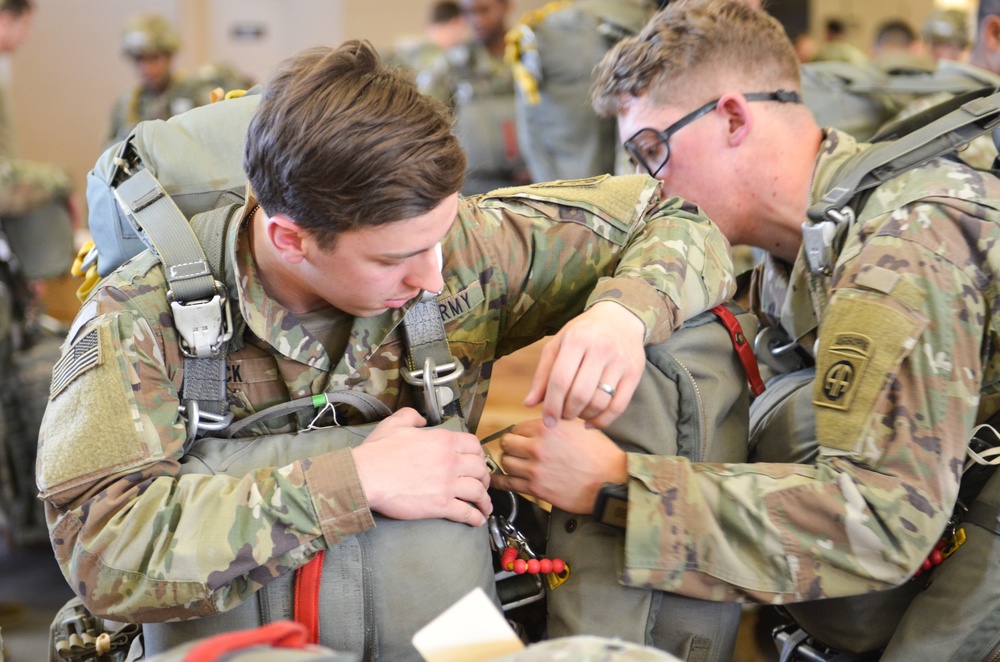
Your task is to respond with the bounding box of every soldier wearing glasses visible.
[492,0,1000,658]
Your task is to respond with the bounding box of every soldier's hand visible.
[524,301,645,429]
[490,418,627,514]
[353,408,492,526]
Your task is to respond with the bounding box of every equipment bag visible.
[84,89,261,280]
[801,60,1000,142]
[137,397,496,662]
[527,303,762,662]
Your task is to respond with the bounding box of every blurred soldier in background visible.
[507,0,654,183]
[884,1,1000,170]
[922,8,971,64]
[871,18,934,73]
[107,14,196,145]
[386,1,470,73]
[814,17,869,66]
[0,0,75,548]
[418,0,530,194]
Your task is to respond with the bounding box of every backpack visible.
[762,89,1000,661]
[801,60,1000,142]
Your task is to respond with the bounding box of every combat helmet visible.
[922,8,970,50]
[121,13,181,58]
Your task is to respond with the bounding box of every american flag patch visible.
[50,328,102,399]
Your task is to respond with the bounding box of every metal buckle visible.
[400,355,464,425]
[180,400,235,441]
[168,281,234,358]
[803,207,854,276]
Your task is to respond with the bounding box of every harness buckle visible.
[400,355,464,425]
[168,281,234,358]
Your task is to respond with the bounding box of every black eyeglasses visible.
[624,90,801,177]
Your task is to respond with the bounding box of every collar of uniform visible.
[230,208,413,373]
[775,128,869,348]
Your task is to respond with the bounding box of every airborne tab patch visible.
[815,332,872,411]
[50,327,102,399]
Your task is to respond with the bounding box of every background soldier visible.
[417,0,530,194]
[107,13,197,145]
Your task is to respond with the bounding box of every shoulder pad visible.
[482,174,656,227]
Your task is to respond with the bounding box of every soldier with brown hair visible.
[493,1,1000,658]
[38,40,735,660]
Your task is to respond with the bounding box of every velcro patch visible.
[815,333,872,411]
[812,294,927,455]
[49,328,102,399]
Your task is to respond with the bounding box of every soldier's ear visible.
[716,93,753,147]
[267,214,307,264]
[983,15,1000,53]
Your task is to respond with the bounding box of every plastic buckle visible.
[400,355,464,425]
[168,281,234,358]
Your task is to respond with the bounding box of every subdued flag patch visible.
[50,328,102,399]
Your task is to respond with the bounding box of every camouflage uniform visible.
[507,0,654,182]
[418,42,528,194]
[106,78,199,146]
[614,128,1000,604]
[36,176,734,624]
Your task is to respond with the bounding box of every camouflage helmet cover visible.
[921,9,970,48]
[121,13,180,57]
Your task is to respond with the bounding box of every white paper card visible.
[412,587,525,662]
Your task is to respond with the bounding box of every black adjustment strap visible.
[963,500,1000,536]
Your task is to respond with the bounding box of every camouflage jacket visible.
[36,175,735,620]
[107,78,199,146]
[618,128,1000,603]
[416,40,513,108]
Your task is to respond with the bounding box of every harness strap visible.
[711,305,766,396]
[294,553,325,645]
[401,297,464,425]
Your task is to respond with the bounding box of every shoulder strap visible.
[803,89,1000,276]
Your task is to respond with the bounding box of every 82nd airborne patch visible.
[816,332,871,411]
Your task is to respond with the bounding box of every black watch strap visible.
[593,482,628,531]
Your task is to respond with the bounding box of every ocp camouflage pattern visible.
[36,174,734,620]
[619,128,1000,603]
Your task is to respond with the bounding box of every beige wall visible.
[8,0,546,217]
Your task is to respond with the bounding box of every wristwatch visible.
[593,482,628,531]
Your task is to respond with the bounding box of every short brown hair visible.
[592,0,800,116]
[0,0,32,17]
[244,40,466,248]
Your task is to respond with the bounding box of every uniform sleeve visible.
[467,175,735,349]
[617,206,984,603]
[36,289,374,622]
[0,157,72,215]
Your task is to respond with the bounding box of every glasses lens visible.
[625,129,670,177]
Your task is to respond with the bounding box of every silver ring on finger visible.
[597,382,616,397]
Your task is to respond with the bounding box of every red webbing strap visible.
[294,552,325,644]
[711,305,766,396]
[183,620,309,662]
